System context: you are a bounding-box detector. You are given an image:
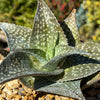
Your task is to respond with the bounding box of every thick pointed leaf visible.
[22,49,47,64]
[0,22,32,50]
[59,21,76,46]
[59,42,100,81]
[0,51,63,84]
[77,42,100,59]
[64,9,80,44]
[19,77,35,89]
[30,0,67,60]
[86,72,100,85]
[42,48,90,71]
[34,77,85,100]
[58,53,100,82]
[55,45,81,56]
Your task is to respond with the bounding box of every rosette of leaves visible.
[0,0,100,100]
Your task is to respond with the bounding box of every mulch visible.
[0,79,76,100]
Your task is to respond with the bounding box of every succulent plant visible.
[0,0,100,100]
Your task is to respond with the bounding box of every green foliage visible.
[0,0,82,25]
[45,0,82,21]
[0,0,37,28]
[0,0,100,100]
[79,0,100,42]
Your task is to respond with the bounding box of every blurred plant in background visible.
[0,0,82,27]
[45,0,82,21]
[0,0,37,28]
[79,0,100,42]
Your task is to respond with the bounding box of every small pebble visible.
[18,88,25,96]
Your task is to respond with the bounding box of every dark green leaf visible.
[34,77,85,100]
[42,46,90,71]
[22,49,47,63]
[59,54,100,81]
[0,22,32,50]
[77,42,100,59]
[0,51,63,84]
[76,42,100,89]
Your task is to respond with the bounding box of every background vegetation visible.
[0,0,37,27]
[0,0,100,42]
[79,0,100,43]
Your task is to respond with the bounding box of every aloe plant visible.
[0,0,100,100]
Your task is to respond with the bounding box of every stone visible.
[7,80,20,89]
[3,85,12,95]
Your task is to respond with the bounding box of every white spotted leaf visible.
[0,51,63,84]
[64,9,80,46]
[76,42,100,87]
[30,0,67,60]
[41,46,91,71]
[57,42,100,81]
[76,42,100,59]
[34,77,85,100]
[0,23,32,50]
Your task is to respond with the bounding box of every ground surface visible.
[0,79,76,100]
